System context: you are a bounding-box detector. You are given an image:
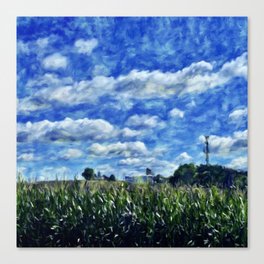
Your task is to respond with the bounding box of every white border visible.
[1,0,264,263]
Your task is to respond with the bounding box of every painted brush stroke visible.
[17,17,248,180]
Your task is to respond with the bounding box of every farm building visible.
[124,168,154,183]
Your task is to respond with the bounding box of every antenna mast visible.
[204,135,210,165]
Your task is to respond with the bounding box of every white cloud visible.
[229,107,247,124]
[17,117,116,143]
[175,152,192,164]
[126,114,164,129]
[233,130,247,140]
[118,156,177,176]
[36,75,115,105]
[17,153,34,161]
[37,166,71,181]
[42,53,68,70]
[169,108,184,118]
[228,157,247,170]
[36,37,49,49]
[59,148,83,160]
[95,164,116,176]
[198,129,248,155]
[186,100,196,108]
[93,64,110,76]
[18,53,247,113]
[220,53,247,79]
[121,127,144,138]
[74,38,98,55]
[89,141,148,158]
[181,53,247,95]
[17,41,30,54]
[118,158,142,165]
[17,116,145,143]
[115,52,247,99]
[26,73,73,88]
[17,97,49,115]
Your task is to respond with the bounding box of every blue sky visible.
[17,17,248,180]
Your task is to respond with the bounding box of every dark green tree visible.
[109,174,116,181]
[81,168,95,181]
[153,174,163,184]
[173,163,197,185]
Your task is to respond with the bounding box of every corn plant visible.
[17,180,247,247]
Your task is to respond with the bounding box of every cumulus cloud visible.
[95,164,116,176]
[17,36,54,56]
[59,148,83,160]
[17,40,30,54]
[198,130,247,155]
[115,52,247,99]
[118,156,177,176]
[228,156,247,170]
[18,53,247,113]
[42,53,68,70]
[89,141,148,158]
[26,73,73,89]
[229,107,247,126]
[74,38,98,55]
[181,53,247,95]
[17,153,34,161]
[126,114,164,129]
[220,53,247,79]
[118,158,142,166]
[17,97,49,115]
[35,75,115,105]
[92,64,110,76]
[36,37,49,49]
[169,108,184,118]
[121,127,144,138]
[175,152,192,164]
[17,117,115,143]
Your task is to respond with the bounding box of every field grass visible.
[17,180,247,247]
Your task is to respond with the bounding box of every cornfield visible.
[17,180,247,247]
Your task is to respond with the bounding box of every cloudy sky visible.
[17,17,248,180]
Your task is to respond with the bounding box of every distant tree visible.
[109,174,116,181]
[168,163,247,189]
[173,163,197,185]
[234,171,247,189]
[195,165,235,187]
[97,171,101,179]
[153,174,163,184]
[168,175,177,186]
[194,164,212,186]
[81,168,95,181]
[103,175,109,181]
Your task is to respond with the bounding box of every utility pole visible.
[204,135,210,166]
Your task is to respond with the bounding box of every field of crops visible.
[17,180,247,247]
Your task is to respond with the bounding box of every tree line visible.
[82,163,247,189]
[167,164,247,189]
[82,168,116,182]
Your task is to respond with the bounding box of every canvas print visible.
[17,17,248,247]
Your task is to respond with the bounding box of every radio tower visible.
[204,136,210,166]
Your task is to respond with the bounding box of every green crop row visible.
[17,180,247,247]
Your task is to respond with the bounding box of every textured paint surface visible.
[17,17,248,180]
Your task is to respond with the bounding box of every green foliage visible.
[174,163,197,185]
[169,164,247,189]
[109,174,116,181]
[81,168,95,181]
[17,180,247,247]
[153,174,163,184]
